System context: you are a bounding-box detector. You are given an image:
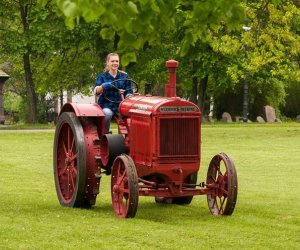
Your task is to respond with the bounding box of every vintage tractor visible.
[53,60,238,218]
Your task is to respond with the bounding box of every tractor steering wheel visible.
[102,78,138,103]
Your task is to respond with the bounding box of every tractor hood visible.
[119,95,200,117]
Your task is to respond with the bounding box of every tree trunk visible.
[197,75,208,113]
[190,76,198,105]
[20,2,37,123]
[67,90,72,103]
[23,53,37,123]
[190,75,208,113]
[114,34,120,51]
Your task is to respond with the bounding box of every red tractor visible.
[53,60,238,218]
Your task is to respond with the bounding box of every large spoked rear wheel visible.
[111,154,139,218]
[53,112,87,207]
[206,153,238,215]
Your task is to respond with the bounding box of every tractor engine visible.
[119,95,201,182]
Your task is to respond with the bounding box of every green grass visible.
[0,124,299,249]
[0,123,55,130]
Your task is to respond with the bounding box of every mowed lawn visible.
[0,124,299,250]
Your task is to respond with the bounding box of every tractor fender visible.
[59,103,105,117]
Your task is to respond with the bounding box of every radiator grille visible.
[159,118,199,156]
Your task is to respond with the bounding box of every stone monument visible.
[264,105,276,123]
[221,112,233,123]
[256,116,265,123]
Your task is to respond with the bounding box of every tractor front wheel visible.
[111,154,139,218]
[206,153,238,215]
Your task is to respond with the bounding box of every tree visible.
[178,0,300,119]
[237,0,300,118]
[45,0,244,65]
[0,1,110,123]
[0,1,58,123]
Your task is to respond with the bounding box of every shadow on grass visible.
[45,199,210,223]
[7,192,220,223]
[120,198,214,224]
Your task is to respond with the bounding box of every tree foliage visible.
[169,0,300,119]
[45,0,244,66]
[1,0,299,123]
[238,1,300,118]
[0,1,108,123]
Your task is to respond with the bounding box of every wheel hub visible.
[113,184,120,194]
[65,153,72,166]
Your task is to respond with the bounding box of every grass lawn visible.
[0,123,55,130]
[0,123,299,249]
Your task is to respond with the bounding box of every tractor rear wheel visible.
[54,112,101,207]
[206,153,238,215]
[111,154,139,218]
[53,112,87,207]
